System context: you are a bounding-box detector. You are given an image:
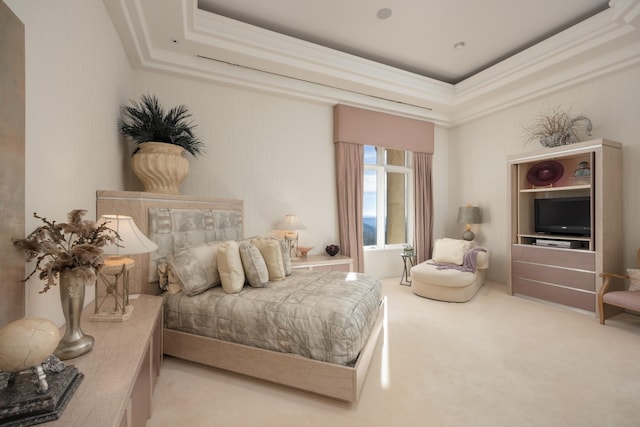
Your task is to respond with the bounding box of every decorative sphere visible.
[0,317,60,372]
[325,244,340,256]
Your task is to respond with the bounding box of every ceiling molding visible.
[104,0,640,126]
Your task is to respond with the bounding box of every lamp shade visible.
[275,214,307,231]
[457,206,481,224]
[99,215,158,256]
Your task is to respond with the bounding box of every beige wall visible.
[6,0,132,325]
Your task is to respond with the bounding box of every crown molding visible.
[104,0,640,126]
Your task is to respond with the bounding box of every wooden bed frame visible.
[96,190,385,402]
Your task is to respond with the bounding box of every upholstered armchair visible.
[598,249,640,325]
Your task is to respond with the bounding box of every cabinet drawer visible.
[512,277,595,312]
[512,245,595,271]
[512,261,595,292]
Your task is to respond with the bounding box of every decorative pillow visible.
[217,241,245,294]
[432,238,472,265]
[167,241,222,296]
[278,239,292,276]
[157,262,182,295]
[251,238,286,281]
[627,269,640,291]
[239,242,269,287]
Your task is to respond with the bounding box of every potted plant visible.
[12,210,119,359]
[524,107,592,148]
[118,94,205,194]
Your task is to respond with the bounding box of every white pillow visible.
[627,269,640,291]
[251,238,286,281]
[432,238,472,265]
[217,241,245,294]
[167,241,222,296]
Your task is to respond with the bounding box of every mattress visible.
[163,270,381,366]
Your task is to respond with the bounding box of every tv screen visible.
[534,197,591,236]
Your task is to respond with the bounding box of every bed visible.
[96,190,385,402]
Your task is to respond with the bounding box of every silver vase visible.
[54,267,95,360]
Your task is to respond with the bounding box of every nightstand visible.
[44,294,163,426]
[291,254,353,272]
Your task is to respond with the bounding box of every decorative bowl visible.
[325,244,340,256]
[297,246,313,258]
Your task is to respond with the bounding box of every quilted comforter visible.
[163,270,381,366]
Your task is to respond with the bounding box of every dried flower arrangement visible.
[12,210,119,293]
[524,107,592,148]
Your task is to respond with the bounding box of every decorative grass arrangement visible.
[524,107,592,148]
[118,94,205,156]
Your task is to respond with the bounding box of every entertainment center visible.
[507,139,623,313]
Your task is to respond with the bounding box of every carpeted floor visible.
[147,278,640,427]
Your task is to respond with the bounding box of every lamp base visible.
[462,230,476,241]
[89,304,133,322]
[91,257,135,322]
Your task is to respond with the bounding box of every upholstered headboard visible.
[96,191,244,295]
[147,207,243,283]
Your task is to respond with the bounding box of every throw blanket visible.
[431,247,487,273]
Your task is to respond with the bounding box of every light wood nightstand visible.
[44,294,163,427]
[291,254,353,272]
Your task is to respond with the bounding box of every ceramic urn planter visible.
[131,142,189,194]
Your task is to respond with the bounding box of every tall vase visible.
[54,267,95,360]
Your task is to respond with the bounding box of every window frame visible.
[363,146,414,250]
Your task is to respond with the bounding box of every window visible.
[363,145,413,249]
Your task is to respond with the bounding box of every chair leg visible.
[598,298,605,325]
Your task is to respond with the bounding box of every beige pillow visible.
[432,238,472,265]
[217,241,245,294]
[239,242,269,287]
[167,241,222,296]
[251,238,286,281]
[278,239,292,276]
[627,269,640,291]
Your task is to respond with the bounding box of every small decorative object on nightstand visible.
[297,246,313,259]
[325,244,340,256]
[92,215,158,322]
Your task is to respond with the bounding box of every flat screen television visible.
[534,196,591,236]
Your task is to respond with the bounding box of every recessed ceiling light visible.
[453,41,466,49]
[377,8,392,19]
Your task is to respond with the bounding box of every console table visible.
[291,254,353,272]
[43,294,163,427]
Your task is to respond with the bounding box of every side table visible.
[400,252,416,286]
[291,254,353,272]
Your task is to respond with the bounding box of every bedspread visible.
[163,270,381,366]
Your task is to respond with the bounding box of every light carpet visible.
[147,278,640,427]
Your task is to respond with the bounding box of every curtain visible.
[335,142,365,272]
[413,152,433,264]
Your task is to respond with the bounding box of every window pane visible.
[385,148,405,167]
[385,172,407,245]
[364,145,378,165]
[363,169,377,246]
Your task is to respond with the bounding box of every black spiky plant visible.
[118,94,205,156]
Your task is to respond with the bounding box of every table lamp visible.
[91,214,158,321]
[275,214,306,259]
[457,205,481,241]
